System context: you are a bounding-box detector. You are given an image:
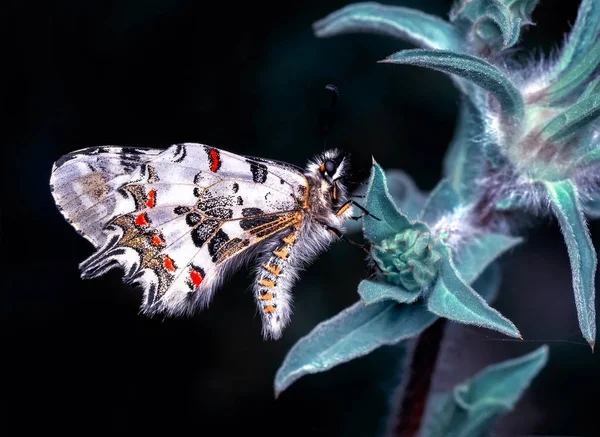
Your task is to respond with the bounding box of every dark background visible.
[4,0,599,435]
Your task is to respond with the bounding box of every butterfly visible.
[50,143,371,339]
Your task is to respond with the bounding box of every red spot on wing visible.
[151,234,163,246]
[163,255,176,272]
[209,149,220,172]
[135,212,149,226]
[189,268,204,288]
[146,189,156,208]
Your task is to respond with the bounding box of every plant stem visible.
[393,318,447,437]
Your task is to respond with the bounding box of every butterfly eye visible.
[324,160,336,175]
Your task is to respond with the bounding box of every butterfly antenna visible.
[321,84,339,150]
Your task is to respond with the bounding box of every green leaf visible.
[274,264,502,397]
[419,345,549,437]
[358,279,420,304]
[579,75,600,100]
[541,92,600,144]
[555,0,600,77]
[381,49,524,121]
[427,246,520,338]
[543,180,597,348]
[312,2,463,51]
[419,179,460,225]
[443,100,487,203]
[363,161,413,243]
[274,300,438,397]
[346,168,427,234]
[548,39,600,103]
[454,232,523,284]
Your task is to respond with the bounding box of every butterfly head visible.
[306,148,353,210]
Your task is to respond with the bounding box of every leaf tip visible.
[589,340,595,353]
[377,57,391,64]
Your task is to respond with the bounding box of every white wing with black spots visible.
[51,143,310,329]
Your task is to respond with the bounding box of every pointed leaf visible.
[555,0,600,76]
[419,179,460,225]
[543,180,597,347]
[579,75,600,101]
[346,168,427,234]
[312,2,463,51]
[541,92,600,143]
[454,232,523,284]
[443,99,487,203]
[419,345,549,437]
[274,300,438,397]
[381,49,524,121]
[548,39,600,102]
[363,161,412,243]
[358,279,420,304]
[427,248,520,338]
[274,264,502,397]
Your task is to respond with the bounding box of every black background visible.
[4,0,600,435]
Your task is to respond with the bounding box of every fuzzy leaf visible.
[363,161,413,243]
[419,345,549,437]
[274,264,502,397]
[548,39,600,102]
[420,179,461,225]
[358,279,420,304]
[443,100,487,203]
[312,2,463,51]
[454,232,523,284]
[541,92,600,144]
[555,0,600,77]
[543,180,597,348]
[427,246,520,338]
[274,300,437,397]
[450,0,538,50]
[346,169,427,234]
[381,49,524,121]
[580,76,600,100]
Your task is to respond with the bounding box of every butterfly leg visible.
[335,199,381,220]
[254,227,301,340]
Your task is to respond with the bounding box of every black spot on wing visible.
[174,206,191,215]
[246,159,268,183]
[146,165,160,183]
[240,215,279,230]
[208,229,230,258]
[242,208,263,217]
[237,196,243,206]
[185,213,203,226]
[207,208,233,220]
[191,219,220,248]
[173,144,187,163]
[232,183,239,193]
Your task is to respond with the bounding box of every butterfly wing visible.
[51,143,309,315]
